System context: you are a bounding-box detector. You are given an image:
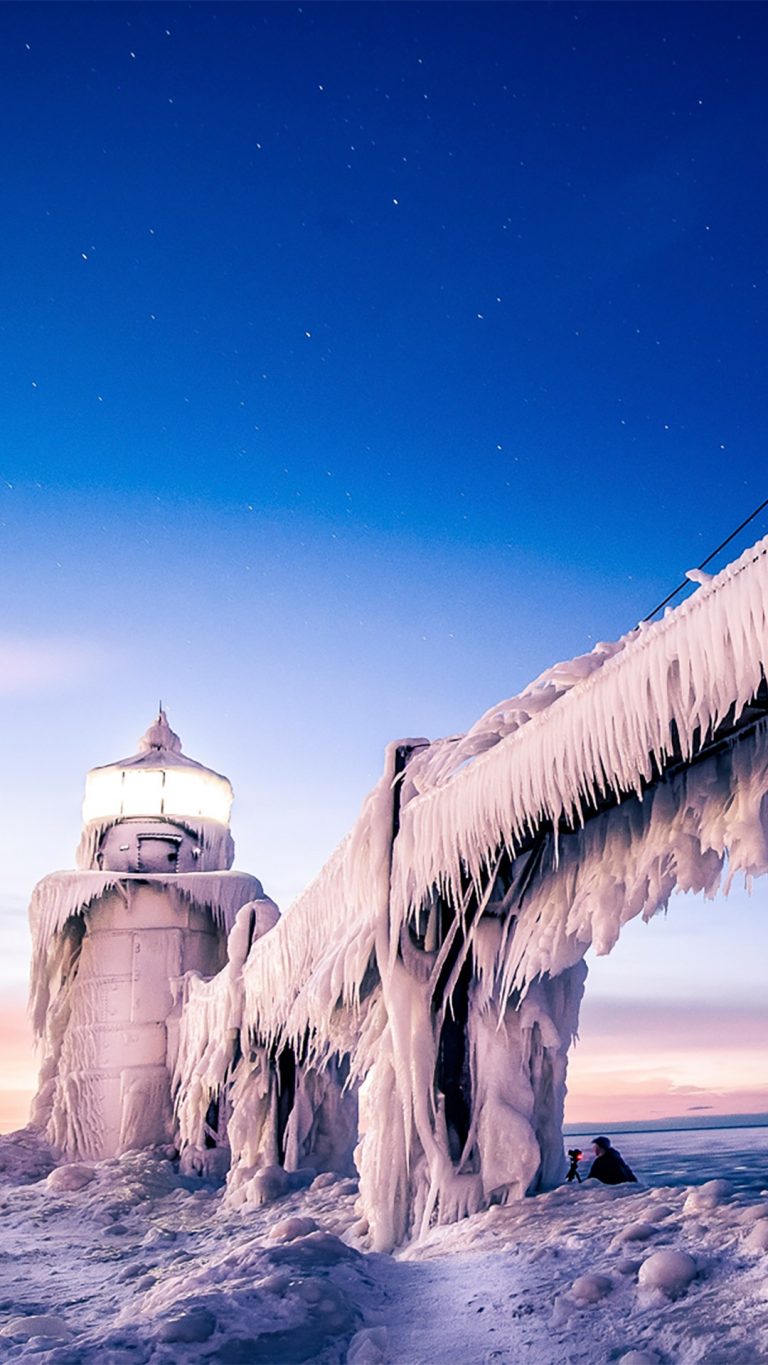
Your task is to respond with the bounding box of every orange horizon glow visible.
[0,999,36,1134]
[0,1088,33,1135]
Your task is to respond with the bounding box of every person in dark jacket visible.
[587,1135,637,1184]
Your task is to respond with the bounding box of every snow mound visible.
[134,1230,364,1361]
[269,1216,319,1242]
[46,1162,96,1192]
[615,1220,655,1244]
[0,1313,72,1341]
[570,1272,612,1303]
[744,1219,768,1252]
[637,1248,697,1296]
[156,1308,216,1343]
[683,1177,733,1211]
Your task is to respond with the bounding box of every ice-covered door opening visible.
[136,835,181,873]
[276,1047,296,1165]
[436,963,472,1163]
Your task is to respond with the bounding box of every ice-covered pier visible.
[30,537,768,1249]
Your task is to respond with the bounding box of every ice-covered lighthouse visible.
[28,711,277,1162]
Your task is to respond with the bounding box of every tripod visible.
[566,1151,582,1183]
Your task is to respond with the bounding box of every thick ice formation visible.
[76,816,236,876]
[27,714,273,1163]
[28,869,262,1035]
[391,534,768,920]
[174,536,768,1249]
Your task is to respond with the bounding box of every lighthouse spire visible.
[138,707,182,755]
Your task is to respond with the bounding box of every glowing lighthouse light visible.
[82,709,233,827]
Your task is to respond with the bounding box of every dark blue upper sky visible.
[3,1,768,903]
[3,2,767,545]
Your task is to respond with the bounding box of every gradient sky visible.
[2,1,768,1131]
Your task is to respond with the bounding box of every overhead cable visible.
[642,495,768,623]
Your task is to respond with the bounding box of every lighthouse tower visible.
[28,711,277,1162]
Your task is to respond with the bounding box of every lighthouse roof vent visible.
[81,709,234,827]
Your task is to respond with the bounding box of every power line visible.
[642,495,768,624]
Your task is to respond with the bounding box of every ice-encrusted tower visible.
[28,711,277,1162]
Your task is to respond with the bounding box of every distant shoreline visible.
[564,1112,768,1137]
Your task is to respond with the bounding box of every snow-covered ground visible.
[1,1128,767,1364]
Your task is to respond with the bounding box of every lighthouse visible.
[28,711,277,1162]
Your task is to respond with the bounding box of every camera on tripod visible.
[566,1147,583,1182]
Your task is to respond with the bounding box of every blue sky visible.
[2,2,767,1127]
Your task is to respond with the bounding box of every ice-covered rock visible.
[637,1249,697,1296]
[744,1219,768,1252]
[229,1163,318,1210]
[683,1179,733,1212]
[570,1273,612,1303]
[156,1306,217,1342]
[46,1162,96,1192]
[0,1313,72,1339]
[311,1171,338,1190]
[347,1325,390,1363]
[616,1257,642,1276]
[267,1230,360,1270]
[616,1221,655,1244]
[291,1274,352,1329]
[268,1216,318,1242]
[244,1163,289,1205]
[0,1128,55,1185]
[737,1202,768,1225]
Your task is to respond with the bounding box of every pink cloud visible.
[565,1078,768,1126]
[0,636,108,696]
